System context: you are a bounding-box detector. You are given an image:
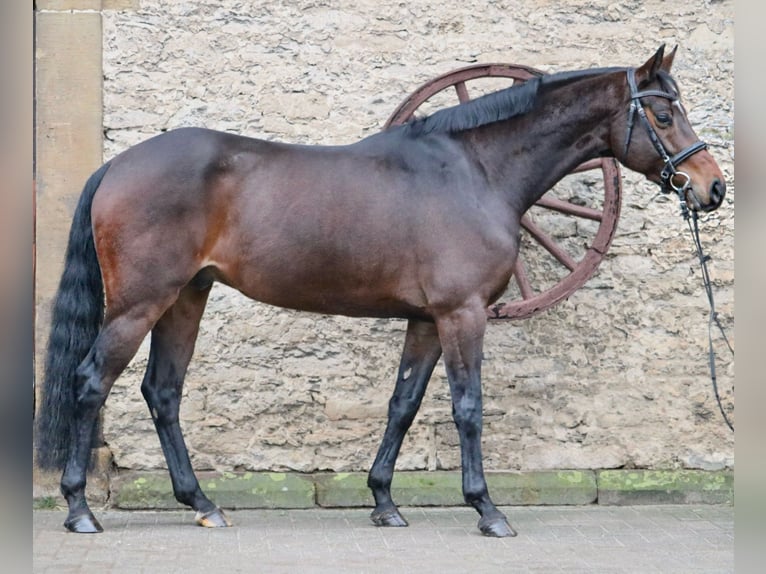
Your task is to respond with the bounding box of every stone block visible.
[314,470,597,507]
[314,472,372,507]
[112,471,315,509]
[597,469,734,505]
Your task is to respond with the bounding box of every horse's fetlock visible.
[464,487,489,507]
[60,477,86,499]
[367,471,390,492]
[173,486,200,507]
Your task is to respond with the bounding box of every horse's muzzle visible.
[687,177,726,213]
[701,177,726,212]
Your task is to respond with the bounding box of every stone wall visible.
[85,0,734,475]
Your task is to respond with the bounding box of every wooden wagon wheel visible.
[385,63,622,320]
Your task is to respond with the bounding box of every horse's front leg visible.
[368,319,442,527]
[436,301,517,538]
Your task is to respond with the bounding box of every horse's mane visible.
[656,69,680,98]
[403,66,628,137]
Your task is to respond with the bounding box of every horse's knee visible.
[141,384,181,425]
[452,396,482,436]
[387,393,422,429]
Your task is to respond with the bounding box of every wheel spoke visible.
[512,255,534,299]
[571,158,603,173]
[454,81,470,103]
[534,195,603,221]
[520,215,578,271]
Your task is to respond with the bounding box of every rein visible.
[624,68,734,432]
[678,195,735,432]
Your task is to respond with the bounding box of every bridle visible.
[623,68,734,432]
[622,68,708,198]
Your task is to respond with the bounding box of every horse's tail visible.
[35,161,112,470]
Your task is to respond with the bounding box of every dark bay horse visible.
[36,45,726,537]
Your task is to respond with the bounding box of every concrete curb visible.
[314,470,597,507]
[597,469,734,505]
[95,469,732,510]
[112,471,315,510]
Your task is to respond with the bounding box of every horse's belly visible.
[236,279,428,319]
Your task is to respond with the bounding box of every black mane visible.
[403,66,627,137]
[656,69,681,99]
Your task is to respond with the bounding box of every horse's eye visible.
[654,111,673,127]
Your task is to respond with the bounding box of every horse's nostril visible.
[710,179,726,204]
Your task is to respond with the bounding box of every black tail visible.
[35,161,112,470]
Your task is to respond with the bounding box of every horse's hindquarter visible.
[93,127,518,319]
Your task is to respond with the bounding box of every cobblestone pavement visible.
[34,505,733,573]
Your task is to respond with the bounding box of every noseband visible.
[622,68,708,196]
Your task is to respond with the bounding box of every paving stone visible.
[33,505,734,573]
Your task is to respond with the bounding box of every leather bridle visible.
[623,68,708,197]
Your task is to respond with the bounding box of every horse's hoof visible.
[64,512,104,533]
[195,507,232,528]
[478,516,517,538]
[370,507,409,527]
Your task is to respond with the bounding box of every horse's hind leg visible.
[368,319,441,527]
[139,284,231,528]
[61,305,167,533]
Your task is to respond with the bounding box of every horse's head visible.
[614,45,726,212]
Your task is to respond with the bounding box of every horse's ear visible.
[635,44,666,85]
[661,45,678,72]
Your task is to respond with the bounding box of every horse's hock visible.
[34,0,733,500]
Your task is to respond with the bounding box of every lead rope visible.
[677,193,734,431]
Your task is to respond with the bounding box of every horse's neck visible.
[462,81,616,213]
